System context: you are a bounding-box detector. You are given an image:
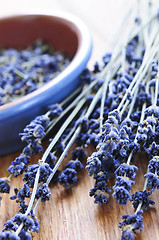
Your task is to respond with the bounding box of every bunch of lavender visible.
[120,58,159,240]
[0,39,70,105]
[1,1,159,240]
[85,1,159,239]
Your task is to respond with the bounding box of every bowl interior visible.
[0,14,79,57]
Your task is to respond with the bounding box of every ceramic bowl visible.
[0,12,92,155]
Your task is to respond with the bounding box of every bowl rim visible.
[0,11,92,111]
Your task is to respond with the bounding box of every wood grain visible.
[1,1,159,239]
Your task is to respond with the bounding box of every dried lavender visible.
[1,1,159,240]
[0,39,70,105]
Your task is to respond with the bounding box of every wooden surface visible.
[1,1,159,239]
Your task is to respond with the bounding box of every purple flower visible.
[80,68,93,84]
[86,133,100,148]
[114,176,135,191]
[19,115,50,153]
[89,119,100,133]
[90,189,110,205]
[76,116,89,133]
[75,132,89,147]
[0,178,10,194]
[86,152,102,176]
[86,158,101,176]
[115,164,138,179]
[10,184,30,203]
[35,183,51,202]
[116,139,130,157]
[93,61,101,73]
[7,154,30,177]
[58,168,77,188]
[148,156,159,174]
[144,172,159,192]
[23,163,53,188]
[112,186,132,205]
[145,106,159,117]
[45,152,56,169]
[3,220,18,232]
[47,103,63,119]
[18,230,31,240]
[102,52,111,66]
[0,231,20,240]
[71,147,86,162]
[12,213,39,233]
[121,230,135,240]
[65,160,84,172]
[145,142,159,158]
[119,210,143,239]
[50,140,64,157]
[131,190,155,211]
[89,170,111,205]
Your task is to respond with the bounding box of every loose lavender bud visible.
[0,178,10,194]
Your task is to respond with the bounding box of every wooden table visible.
[1,1,159,239]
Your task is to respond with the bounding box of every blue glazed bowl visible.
[0,12,92,155]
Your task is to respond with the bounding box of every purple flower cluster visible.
[131,190,155,211]
[0,211,39,240]
[112,160,139,205]
[58,118,89,188]
[0,178,10,194]
[35,183,51,202]
[86,110,121,204]
[119,210,143,240]
[2,103,62,195]
[23,163,53,188]
[144,156,159,192]
[7,147,31,177]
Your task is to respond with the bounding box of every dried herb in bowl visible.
[0,39,70,105]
